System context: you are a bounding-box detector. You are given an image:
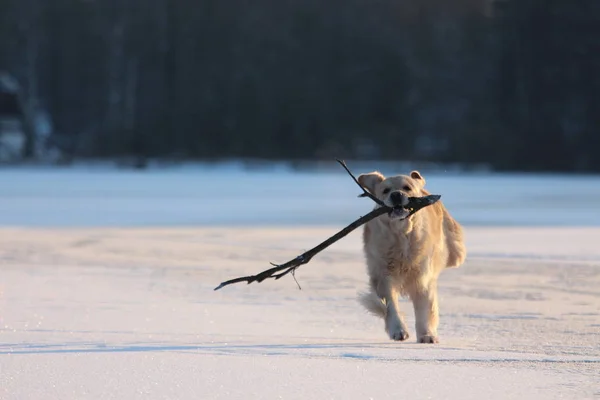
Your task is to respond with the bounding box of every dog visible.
[357,170,466,343]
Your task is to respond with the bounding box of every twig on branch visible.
[213,160,441,291]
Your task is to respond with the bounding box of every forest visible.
[1,0,598,172]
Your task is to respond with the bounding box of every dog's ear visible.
[358,171,385,193]
[410,170,426,187]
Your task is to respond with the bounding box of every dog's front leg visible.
[411,281,439,344]
[380,278,410,341]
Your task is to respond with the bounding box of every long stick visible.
[213,207,389,290]
[213,160,440,291]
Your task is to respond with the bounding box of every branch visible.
[214,206,389,290]
[213,160,441,291]
[335,158,385,206]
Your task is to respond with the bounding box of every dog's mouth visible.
[389,207,412,220]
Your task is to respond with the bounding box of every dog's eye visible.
[403,185,411,191]
[382,188,391,194]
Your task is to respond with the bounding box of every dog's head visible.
[358,170,427,220]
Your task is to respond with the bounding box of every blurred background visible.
[0,0,599,229]
[0,0,598,172]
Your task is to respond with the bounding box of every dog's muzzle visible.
[387,191,411,220]
[389,191,408,207]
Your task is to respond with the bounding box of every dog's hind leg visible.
[411,281,439,344]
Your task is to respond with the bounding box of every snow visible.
[0,165,599,399]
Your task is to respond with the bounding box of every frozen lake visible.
[0,163,599,227]
[2,226,599,399]
[1,164,599,399]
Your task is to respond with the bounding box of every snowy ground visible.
[1,165,599,399]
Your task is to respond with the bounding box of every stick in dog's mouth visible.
[389,194,441,220]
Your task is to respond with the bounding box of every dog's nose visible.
[390,191,407,206]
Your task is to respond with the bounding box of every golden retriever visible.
[357,170,466,343]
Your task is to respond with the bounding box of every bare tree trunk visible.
[17,0,40,160]
[124,56,138,135]
[104,19,126,150]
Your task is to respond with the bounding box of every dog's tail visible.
[358,291,387,319]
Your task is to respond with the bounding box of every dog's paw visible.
[390,329,410,341]
[418,335,439,344]
[387,324,410,341]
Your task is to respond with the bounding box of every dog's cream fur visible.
[357,170,466,343]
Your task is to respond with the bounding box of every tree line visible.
[1,0,598,171]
